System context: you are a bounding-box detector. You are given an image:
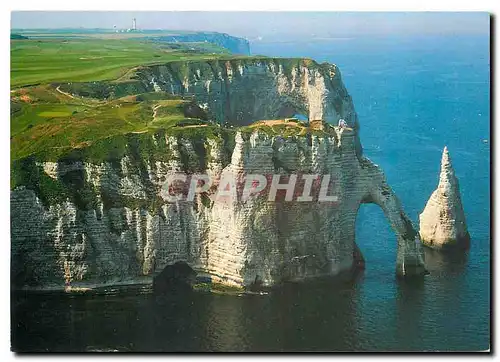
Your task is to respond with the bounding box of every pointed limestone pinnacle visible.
[419,146,470,250]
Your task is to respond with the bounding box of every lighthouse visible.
[132,18,137,31]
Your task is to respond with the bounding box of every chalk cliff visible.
[419,147,470,250]
[62,60,355,121]
[136,59,356,126]
[11,58,426,291]
[60,58,362,155]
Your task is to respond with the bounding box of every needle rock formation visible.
[419,147,470,250]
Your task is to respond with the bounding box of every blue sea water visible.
[253,34,491,350]
[12,34,490,352]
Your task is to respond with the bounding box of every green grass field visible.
[10,35,322,172]
[10,84,212,161]
[10,36,235,163]
[11,38,227,88]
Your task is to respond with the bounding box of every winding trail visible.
[152,104,161,120]
[55,85,76,99]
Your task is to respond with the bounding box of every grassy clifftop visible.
[11,37,330,89]
[11,86,216,161]
[11,37,339,174]
[10,37,229,164]
[11,38,227,88]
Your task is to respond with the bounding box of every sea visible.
[11,34,491,352]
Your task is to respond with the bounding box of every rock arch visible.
[137,59,353,126]
[360,158,426,276]
[276,102,308,120]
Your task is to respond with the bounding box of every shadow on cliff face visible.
[153,261,197,295]
[182,102,210,120]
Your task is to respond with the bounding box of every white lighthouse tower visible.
[132,18,137,31]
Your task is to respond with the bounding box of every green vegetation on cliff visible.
[11,35,340,196]
[10,85,213,162]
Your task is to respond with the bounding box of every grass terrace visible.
[10,85,213,161]
[240,118,343,138]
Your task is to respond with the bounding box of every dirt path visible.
[55,85,76,100]
[152,104,161,119]
[180,124,208,129]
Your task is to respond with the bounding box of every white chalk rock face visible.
[10,59,427,291]
[419,147,470,250]
[11,129,427,290]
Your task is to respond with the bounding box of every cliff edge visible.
[150,31,250,55]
